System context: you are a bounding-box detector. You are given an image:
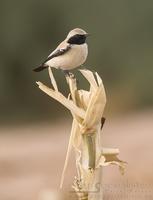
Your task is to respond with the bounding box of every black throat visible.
[67,34,86,45]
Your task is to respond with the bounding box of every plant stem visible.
[82,134,96,170]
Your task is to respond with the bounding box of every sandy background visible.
[0,111,153,200]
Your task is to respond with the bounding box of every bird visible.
[33,28,89,74]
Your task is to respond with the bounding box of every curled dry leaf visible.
[97,148,127,175]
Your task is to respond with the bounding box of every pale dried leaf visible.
[102,148,119,155]
[95,72,102,86]
[77,90,90,110]
[60,119,78,188]
[36,81,85,118]
[80,69,97,92]
[81,86,106,133]
[48,67,58,91]
[67,76,77,104]
[97,151,127,175]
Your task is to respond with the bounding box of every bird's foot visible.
[62,70,75,79]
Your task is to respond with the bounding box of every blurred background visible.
[0,0,153,199]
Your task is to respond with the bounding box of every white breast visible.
[46,43,88,70]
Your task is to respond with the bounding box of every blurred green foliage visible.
[0,0,153,123]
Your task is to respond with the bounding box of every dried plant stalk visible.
[36,67,126,200]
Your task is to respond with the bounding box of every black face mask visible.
[67,34,86,45]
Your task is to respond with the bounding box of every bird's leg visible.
[62,70,75,79]
[62,70,71,77]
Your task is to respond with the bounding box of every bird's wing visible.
[43,41,71,64]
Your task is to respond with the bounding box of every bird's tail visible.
[33,64,48,72]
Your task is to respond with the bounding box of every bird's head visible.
[66,28,89,45]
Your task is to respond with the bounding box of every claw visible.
[64,70,70,76]
[62,70,75,79]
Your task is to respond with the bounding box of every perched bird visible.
[33,28,89,74]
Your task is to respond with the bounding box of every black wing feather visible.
[43,45,71,64]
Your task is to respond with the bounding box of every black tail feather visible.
[33,65,48,72]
